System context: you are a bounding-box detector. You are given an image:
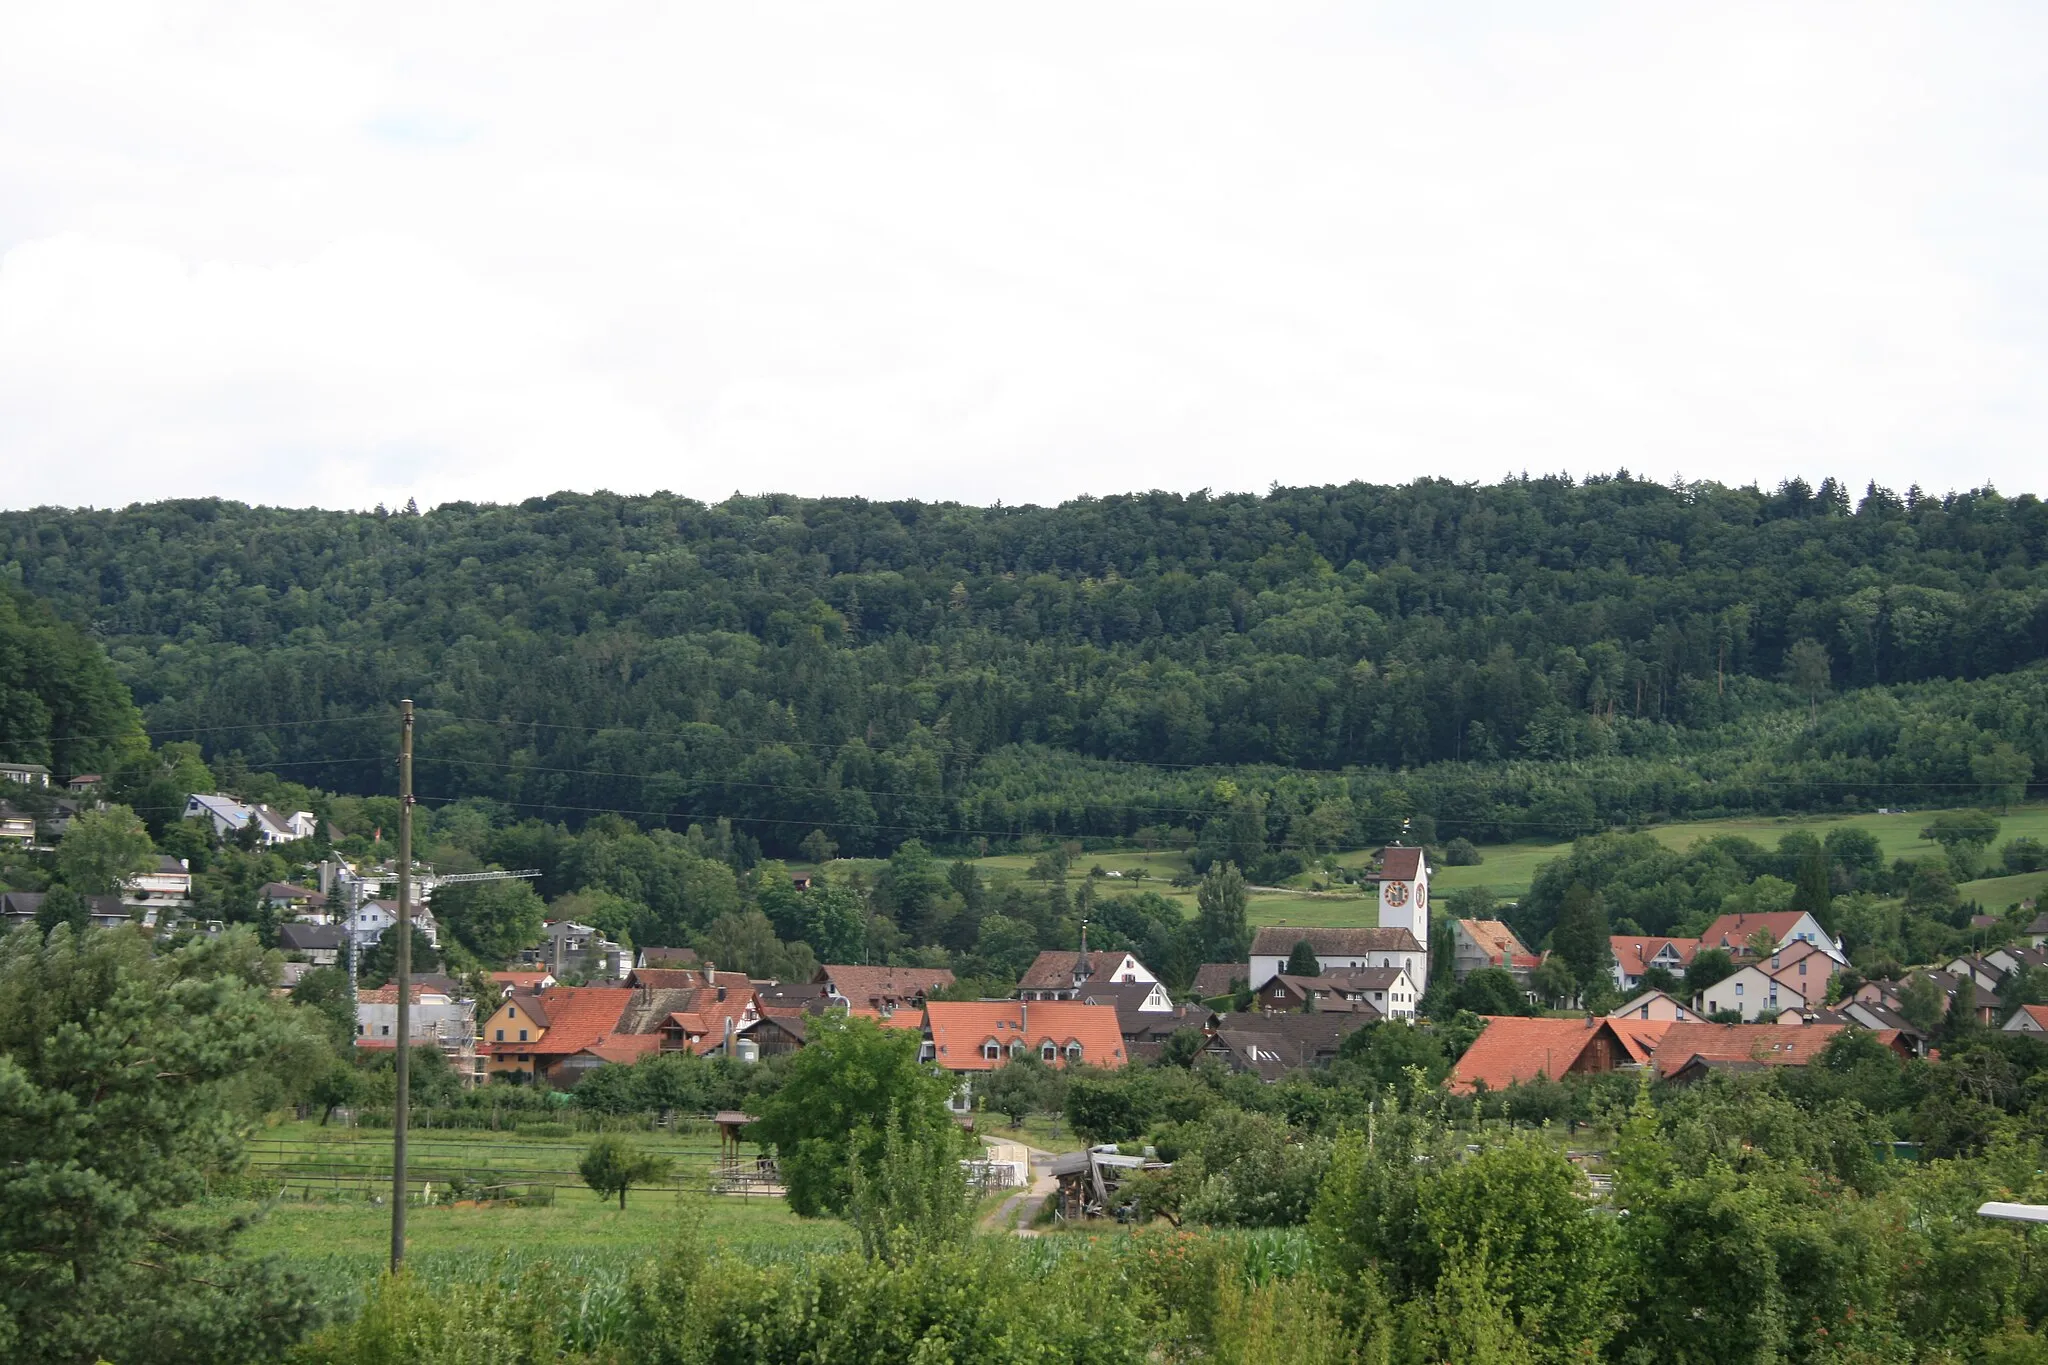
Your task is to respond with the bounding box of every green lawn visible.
[1416,805,2048,903]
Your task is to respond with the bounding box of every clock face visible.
[1416,883,1427,910]
[1385,881,1410,908]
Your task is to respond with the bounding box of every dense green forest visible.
[3,476,2046,857]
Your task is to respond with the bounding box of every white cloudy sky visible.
[2,2,2044,512]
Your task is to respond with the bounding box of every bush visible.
[2002,837,2048,873]
[1440,838,1482,866]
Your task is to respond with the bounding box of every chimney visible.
[1585,1012,1596,1029]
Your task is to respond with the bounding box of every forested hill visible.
[3,475,2046,856]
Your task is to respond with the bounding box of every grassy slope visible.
[950,805,2048,933]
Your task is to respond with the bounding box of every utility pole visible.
[390,699,414,1272]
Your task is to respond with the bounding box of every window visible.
[381,1024,392,1035]
[1798,961,1807,976]
[1009,1040,1025,1057]
[518,1029,528,1041]
[1066,1042,1083,1064]
[982,1039,1000,1061]
[1041,1041,1057,1062]
[1735,982,1744,996]
[495,1029,505,1041]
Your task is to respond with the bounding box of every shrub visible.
[1440,838,1483,866]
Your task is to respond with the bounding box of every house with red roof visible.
[2004,1004,2048,1034]
[519,986,636,1086]
[815,964,955,1015]
[1650,1021,1857,1081]
[921,1000,1126,1114]
[1609,936,1701,993]
[1449,1016,1663,1094]
[1699,910,1843,963]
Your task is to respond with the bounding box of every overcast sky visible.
[3,3,2044,512]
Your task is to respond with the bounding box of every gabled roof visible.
[922,1001,1127,1072]
[815,965,956,1007]
[637,945,700,966]
[1263,975,1381,1013]
[1649,1022,1847,1077]
[277,923,344,951]
[261,880,325,903]
[1191,963,1246,997]
[1700,912,1824,952]
[522,987,634,1056]
[499,992,550,1029]
[1249,926,1425,957]
[1375,847,1424,880]
[1075,981,1171,1015]
[1610,936,1701,978]
[2011,1004,2048,1030]
[1450,1017,1632,1094]
[1210,1013,1371,1080]
[1016,949,1147,992]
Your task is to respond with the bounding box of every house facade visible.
[0,763,52,788]
[1698,964,1815,1022]
[127,855,193,901]
[0,803,34,845]
[278,923,344,966]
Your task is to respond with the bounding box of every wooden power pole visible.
[390,698,414,1271]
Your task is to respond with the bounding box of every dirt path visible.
[981,1144,1062,1235]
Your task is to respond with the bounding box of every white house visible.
[1698,964,1816,1022]
[1248,925,1427,992]
[1016,946,1158,999]
[0,803,34,845]
[184,793,318,846]
[348,898,441,952]
[0,763,52,789]
[126,855,193,901]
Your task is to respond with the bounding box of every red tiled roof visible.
[1650,1022,1847,1077]
[1606,1017,1672,1062]
[523,987,633,1057]
[815,965,955,1008]
[1450,1017,1621,1094]
[849,1007,925,1030]
[1700,913,1819,952]
[1610,936,1701,978]
[583,1034,663,1064]
[2016,1005,2048,1030]
[489,971,553,990]
[923,1001,1126,1072]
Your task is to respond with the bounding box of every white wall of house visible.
[1699,965,1812,1022]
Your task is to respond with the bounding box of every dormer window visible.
[1065,1041,1083,1064]
[1040,1041,1057,1062]
[982,1038,1001,1061]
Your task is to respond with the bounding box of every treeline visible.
[3,477,2045,856]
